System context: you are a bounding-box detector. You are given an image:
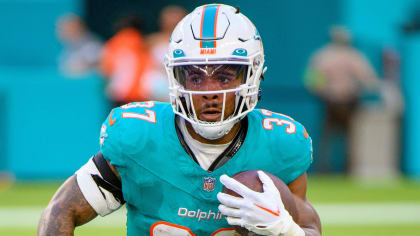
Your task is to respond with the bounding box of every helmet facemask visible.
[167,56,264,140]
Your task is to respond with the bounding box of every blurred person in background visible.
[100,15,154,108]
[144,5,188,102]
[304,26,379,173]
[56,13,103,77]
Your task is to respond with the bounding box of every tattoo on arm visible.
[38,175,97,236]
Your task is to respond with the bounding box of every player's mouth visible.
[200,109,222,122]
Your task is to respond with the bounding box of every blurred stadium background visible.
[0,0,420,235]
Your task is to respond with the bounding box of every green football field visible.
[1,175,420,235]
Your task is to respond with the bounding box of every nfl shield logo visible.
[203,177,216,192]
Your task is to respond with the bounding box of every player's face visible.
[175,65,247,122]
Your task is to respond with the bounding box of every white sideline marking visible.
[1,203,420,228]
[316,203,420,225]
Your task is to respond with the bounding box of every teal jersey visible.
[99,101,312,236]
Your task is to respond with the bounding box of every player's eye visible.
[189,76,202,84]
[217,76,232,84]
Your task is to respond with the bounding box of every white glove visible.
[217,171,304,236]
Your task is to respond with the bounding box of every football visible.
[222,170,299,236]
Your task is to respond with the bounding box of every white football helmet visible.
[164,4,266,140]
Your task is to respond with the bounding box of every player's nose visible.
[202,93,219,100]
[201,81,222,100]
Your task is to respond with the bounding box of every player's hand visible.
[217,171,299,236]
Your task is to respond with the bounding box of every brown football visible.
[222,170,299,236]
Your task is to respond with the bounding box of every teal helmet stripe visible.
[202,40,216,48]
[200,4,220,48]
[201,4,218,39]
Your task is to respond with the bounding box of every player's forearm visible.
[38,176,97,236]
[38,203,76,236]
[296,199,322,236]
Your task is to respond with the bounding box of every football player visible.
[38,4,321,236]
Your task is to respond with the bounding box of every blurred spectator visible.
[100,15,154,107]
[304,26,379,173]
[145,5,188,102]
[56,13,103,77]
[381,48,404,115]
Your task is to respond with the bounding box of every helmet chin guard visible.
[191,119,237,140]
[164,4,266,140]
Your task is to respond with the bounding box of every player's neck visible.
[185,121,241,145]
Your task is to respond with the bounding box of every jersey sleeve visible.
[99,108,125,167]
[283,121,313,184]
[271,118,313,184]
